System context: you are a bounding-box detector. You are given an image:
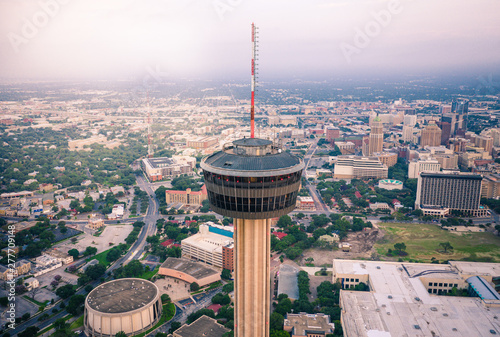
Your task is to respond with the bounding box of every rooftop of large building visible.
[449,261,500,277]
[277,264,299,300]
[181,223,234,252]
[420,171,483,180]
[284,313,334,336]
[142,157,175,169]
[160,257,219,280]
[174,315,229,337]
[86,278,158,314]
[337,260,500,337]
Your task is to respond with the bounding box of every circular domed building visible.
[84,278,161,337]
[378,179,403,190]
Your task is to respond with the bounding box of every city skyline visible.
[0,0,499,81]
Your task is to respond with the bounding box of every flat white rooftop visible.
[337,260,500,337]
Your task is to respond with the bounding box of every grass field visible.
[138,266,158,280]
[69,315,84,330]
[87,247,114,267]
[375,222,500,263]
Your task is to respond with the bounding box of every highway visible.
[302,139,329,213]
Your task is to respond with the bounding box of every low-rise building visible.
[181,223,234,270]
[24,277,39,291]
[296,196,316,211]
[186,136,218,150]
[284,313,335,337]
[88,215,105,230]
[158,258,220,287]
[141,157,193,181]
[45,249,74,265]
[165,185,208,206]
[369,202,390,210]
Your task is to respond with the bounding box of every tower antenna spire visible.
[251,23,258,138]
[147,91,152,158]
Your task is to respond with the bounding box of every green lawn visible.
[70,315,84,330]
[138,266,159,280]
[86,247,115,267]
[375,222,500,263]
[133,303,175,337]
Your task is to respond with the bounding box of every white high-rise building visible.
[408,159,441,179]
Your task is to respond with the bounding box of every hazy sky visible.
[1,0,499,81]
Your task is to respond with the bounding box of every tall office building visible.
[474,135,493,154]
[420,121,442,148]
[201,138,304,337]
[415,172,484,216]
[367,116,383,155]
[437,121,451,145]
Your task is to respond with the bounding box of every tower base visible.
[235,218,271,337]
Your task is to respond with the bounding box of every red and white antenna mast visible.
[251,23,258,138]
[147,92,152,158]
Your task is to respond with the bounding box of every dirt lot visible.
[55,224,133,255]
[301,228,385,266]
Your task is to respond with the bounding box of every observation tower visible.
[201,138,304,336]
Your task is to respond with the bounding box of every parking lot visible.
[55,224,133,255]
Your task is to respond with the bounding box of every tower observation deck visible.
[201,137,304,337]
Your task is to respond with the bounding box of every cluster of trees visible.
[126,221,145,245]
[0,127,146,193]
[0,217,57,258]
[170,175,202,191]
[271,214,372,260]
[112,260,146,279]
[132,187,149,214]
[317,159,416,211]
[78,264,106,286]
[482,198,500,214]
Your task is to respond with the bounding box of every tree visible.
[221,269,232,280]
[270,312,284,331]
[270,331,290,337]
[161,294,171,303]
[439,242,453,253]
[53,318,67,330]
[84,246,98,256]
[277,215,292,228]
[168,322,182,334]
[68,249,79,259]
[106,247,121,262]
[222,282,234,293]
[393,242,407,256]
[66,294,85,315]
[18,326,40,337]
[85,264,106,280]
[187,308,215,324]
[212,293,231,306]
[190,282,200,292]
[55,284,75,299]
[115,332,127,337]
